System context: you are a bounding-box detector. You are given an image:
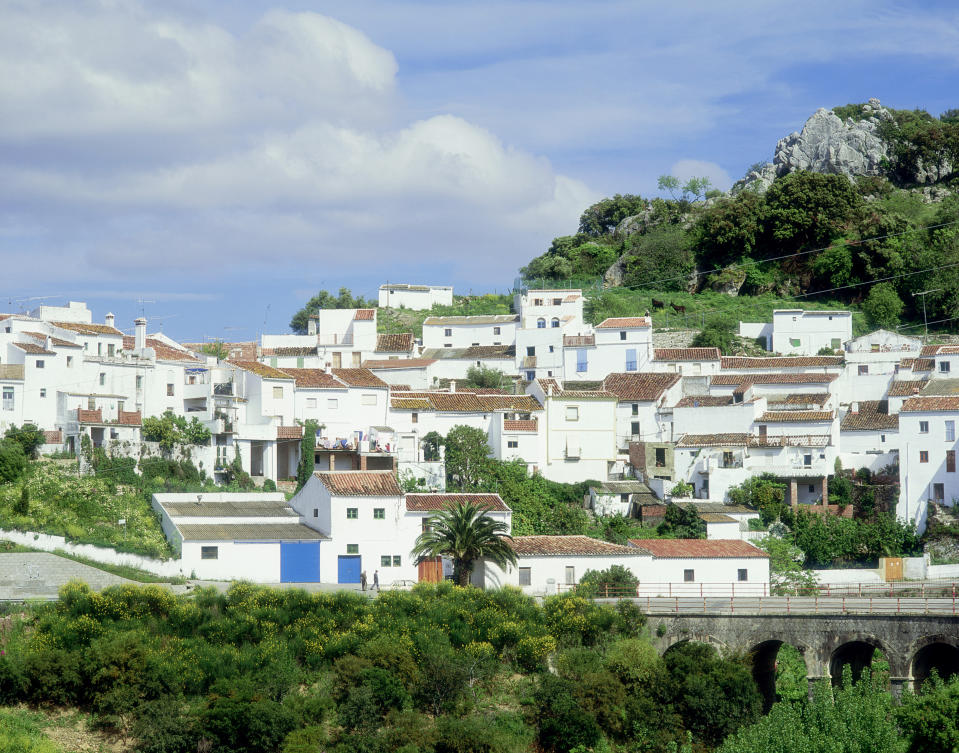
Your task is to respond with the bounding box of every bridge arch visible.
[907,634,959,689]
[745,637,813,712]
[828,633,893,687]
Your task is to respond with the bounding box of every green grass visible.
[378,294,514,337]
[0,707,64,753]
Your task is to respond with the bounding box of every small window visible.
[553,298,562,306]
[631,421,640,437]
[40,388,46,398]
[549,345,554,353]
[631,403,639,416]
[296,357,304,368]
[306,398,317,409]
[933,483,945,501]
[327,398,338,409]
[858,364,868,375]
[881,434,886,443]
[313,508,318,517]
[273,386,284,399]
[551,318,560,328]
[620,331,627,340]
[493,327,501,335]
[655,447,666,467]
[947,421,955,442]
[537,318,546,329]
[35,360,44,369]
[831,338,841,349]
[737,569,748,582]
[444,328,452,337]
[941,361,951,373]
[518,567,531,586]
[66,356,73,367]
[373,508,385,519]
[361,394,377,406]
[100,373,106,386]
[534,299,543,306]
[346,508,358,519]
[576,349,587,373]
[393,555,401,567]
[201,546,218,560]
[107,344,115,357]
[920,450,929,463]
[565,566,575,585]
[683,569,694,582]
[87,397,95,410]
[808,484,815,493]
[381,555,391,567]
[948,451,956,473]
[507,440,518,448]
[270,357,278,367]
[920,421,930,434]
[411,412,418,424]
[789,338,801,347]
[347,544,359,554]
[803,454,812,467]
[526,371,535,381]
[136,375,142,388]
[166,383,174,396]
[566,406,579,421]
[527,346,535,357]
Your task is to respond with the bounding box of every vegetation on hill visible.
[377,294,513,338]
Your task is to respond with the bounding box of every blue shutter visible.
[626,348,637,371]
[576,349,587,372]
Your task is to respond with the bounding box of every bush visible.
[576,565,639,598]
[0,439,27,484]
[863,282,904,329]
[4,424,45,459]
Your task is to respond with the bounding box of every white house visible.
[514,289,585,330]
[839,400,899,471]
[628,538,770,595]
[651,348,722,376]
[601,372,682,450]
[379,284,454,310]
[561,317,654,380]
[422,315,519,350]
[588,480,658,516]
[841,330,921,399]
[770,309,853,355]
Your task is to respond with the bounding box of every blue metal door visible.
[337,555,362,583]
[280,541,321,583]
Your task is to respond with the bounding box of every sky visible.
[2,0,958,342]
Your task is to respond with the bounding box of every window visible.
[296,357,304,368]
[99,373,106,386]
[565,566,575,585]
[166,383,174,396]
[66,356,73,367]
[2,387,13,411]
[655,447,666,467]
[941,361,952,373]
[920,450,929,463]
[97,342,102,355]
[87,397,95,410]
[948,451,956,473]
[566,406,579,421]
[361,394,377,406]
[507,440,518,448]
[117,400,124,413]
[738,569,748,582]
[789,338,801,347]
[518,567,531,586]
[107,344,115,357]
[270,357,278,367]
[858,365,869,375]
[307,398,317,409]
[881,434,886,443]
[620,331,627,340]
[493,327,501,335]
[444,344,452,348]
[110,428,119,440]
[136,375,142,389]
[444,328,452,337]
[313,508,318,518]
[948,421,956,442]
[631,403,638,416]
[526,371,535,381]
[933,483,945,501]
[527,346,535,357]
[576,349,587,372]
[803,454,812,467]
[625,348,637,371]
[273,386,284,399]
[381,555,392,567]
[346,508,358,519]
[347,544,359,554]
[551,318,560,328]
[352,352,361,367]
[393,555,401,567]
[683,569,694,582]
[327,398,338,409]
[534,298,543,306]
[920,421,930,434]
[201,546,218,560]
[411,412,418,424]
[35,360,44,369]
[548,345,554,353]
[631,421,640,437]
[40,388,46,398]
[808,484,815,493]
[553,298,562,306]
[831,338,841,350]
[537,318,546,329]
[373,508,385,519]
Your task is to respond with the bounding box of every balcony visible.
[182,381,210,400]
[213,382,234,396]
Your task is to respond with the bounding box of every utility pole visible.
[913,288,943,343]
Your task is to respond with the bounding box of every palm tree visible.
[412,500,517,587]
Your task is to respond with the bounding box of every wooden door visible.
[418,557,443,583]
[882,557,903,582]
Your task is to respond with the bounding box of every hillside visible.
[521,98,959,337]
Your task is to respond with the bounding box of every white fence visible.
[0,528,185,578]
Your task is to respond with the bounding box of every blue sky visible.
[2,0,958,342]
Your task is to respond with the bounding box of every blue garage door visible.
[280,541,321,583]
[337,555,362,584]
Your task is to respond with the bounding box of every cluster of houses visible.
[1,285,955,588]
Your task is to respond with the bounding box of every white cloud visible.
[668,160,733,192]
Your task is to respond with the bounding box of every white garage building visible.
[628,538,770,596]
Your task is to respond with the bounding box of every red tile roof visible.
[314,471,403,496]
[596,317,652,329]
[332,368,388,388]
[841,401,899,431]
[51,321,122,336]
[675,433,751,447]
[503,418,538,432]
[921,345,959,355]
[602,372,680,402]
[405,493,510,512]
[122,336,200,362]
[229,360,293,380]
[13,342,55,355]
[261,346,316,357]
[888,380,926,397]
[375,333,415,353]
[757,411,834,423]
[630,539,769,558]
[278,368,342,388]
[721,356,843,369]
[24,332,81,348]
[654,347,721,361]
[710,373,838,385]
[183,341,258,361]
[511,535,649,556]
[749,434,831,447]
[477,394,541,412]
[901,396,959,412]
[362,358,436,369]
[766,393,830,406]
[675,395,733,408]
[277,425,304,440]
[354,309,376,320]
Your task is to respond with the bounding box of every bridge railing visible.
[563,580,959,600]
[615,595,959,616]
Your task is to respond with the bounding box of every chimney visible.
[449,380,456,393]
[324,361,332,374]
[45,335,51,351]
[134,317,146,351]
[547,383,554,397]
[105,312,115,329]
[851,401,859,414]
[307,316,317,336]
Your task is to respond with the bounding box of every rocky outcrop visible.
[733,98,891,193]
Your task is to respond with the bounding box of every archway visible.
[748,640,809,712]
[911,641,959,689]
[830,639,889,688]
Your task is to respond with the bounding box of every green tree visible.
[0,439,27,484]
[296,420,319,491]
[14,485,29,516]
[896,674,959,753]
[728,475,787,524]
[576,564,639,597]
[692,317,737,354]
[141,411,211,453]
[863,282,905,329]
[757,536,816,595]
[412,500,517,586]
[465,365,507,390]
[764,171,862,250]
[578,194,649,237]
[444,425,492,490]
[4,424,45,459]
[694,191,767,266]
[198,340,229,360]
[656,503,706,539]
[622,225,695,291]
[421,431,444,462]
[289,287,376,333]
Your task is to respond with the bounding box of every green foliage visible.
[773,644,809,703]
[757,536,817,595]
[296,420,319,491]
[0,439,28,484]
[622,225,695,291]
[728,474,787,524]
[878,107,959,185]
[764,171,862,250]
[141,411,211,452]
[863,282,905,329]
[465,365,508,390]
[198,340,229,359]
[421,431,444,462]
[692,316,738,353]
[412,500,517,586]
[656,503,706,539]
[790,511,922,567]
[4,423,46,459]
[14,484,30,516]
[576,564,639,597]
[578,194,648,237]
[289,287,376,334]
[695,191,767,267]
[896,674,959,753]
[443,425,493,491]
[0,708,62,753]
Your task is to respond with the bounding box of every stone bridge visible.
[648,612,959,708]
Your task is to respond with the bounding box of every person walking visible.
[360,570,368,591]
[372,570,379,591]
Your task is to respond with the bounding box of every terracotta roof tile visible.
[721,356,843,369]
[675,395,733,408]
[332,368,388,388]
[901,396,959,412]
[375,333,415,353]
[675,433,750,447]
[631,539,769,558]
[757,410,834,423]
[888,380,926,397]
[405,493,510,512]
[503,418,538,432]
[278,368,342,388]
[602,372,680,402]
[710,373,838,385]
[229,360,294,380]
[13,342,55,355]
[476,394,541,412]
[913,358,935,372]
[391,397,432,410]
[921,345,959,355]
[511,535,649,556]
[261,346,316,357]
[699,513,738,523]
[122,336,200,362]
[841,401,899,431]
[314,471,403,496]
[24,332,81,348]
[51,321,122,336]
[654,347,721,361]
[766,393,830,406]
[596,317,652,328]
[362,358,436,369]
[354,309,376,320]
[423,315,518,326]
[749,434,831,447]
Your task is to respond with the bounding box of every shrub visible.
[0,439,27,484]
[4,424,45,459]
[576,565,639,598]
